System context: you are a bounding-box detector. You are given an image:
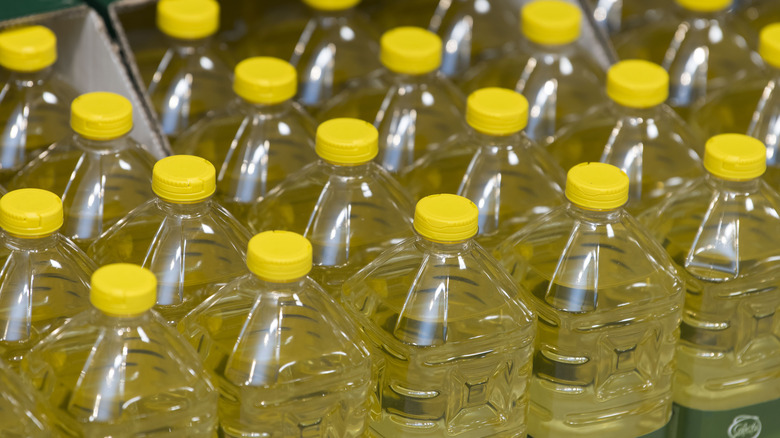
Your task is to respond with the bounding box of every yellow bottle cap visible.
[566,162,629,210]
[522,0,582,46]
[675,0,731,12]
[607,60,669,108]
[467,87,529,136]
[0,25,57,72]
[157,0,220,40]
[316,118,378,165]
[414,194,479,243]
[0,188,63,237]
[302,0,360,10]
[233,57,297,105]
[247,231,313,282]
[760,24,780,69]
[153,155,216,203]
[381,27,442,75]
[71,92,133,141]
[703,134,766,180]
[90,264,157,317]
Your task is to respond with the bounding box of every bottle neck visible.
[568,203,624,224]
[238,99,293,119]
[165,35,212,56]
[73,134,130,153]
[251,276,308,293]
[7,67,53,88]
[414,235,474,255]
[388,70,438,87]
[93,309,153,328]
[469,129,520,149]
[523,39,579,57]
[2,232,58,251]
[705,173,762,194]
[156,197,213,216]
[321,160,372,177]
[609,100,662,120]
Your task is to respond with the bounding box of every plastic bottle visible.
[613,0,763,119]
[180,230,372,437]
[247,118,414,296]
[0,188,93,368]
[145,0,233,142]
[10,91,156,251]
[404,87,566,250]
[342,194,535,436]
[549,60,703,214]
[88,155,250,325]
[496,162,684,437]
[431,0,520,80]
[291,0,381,110]
[692,23,780,189]
[174,56,318,220]
[0,358,51,437]
[737,0,780,33]
[0,25,77,180]
[462,0,607,145]
[21,263,218,437]
[640,134,780,437]
[366,0,439,31]
[587,0,675,35]
[320,26,467,175]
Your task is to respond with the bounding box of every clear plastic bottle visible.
[0,189,93,369]
[403,87,566,250]
[291,0,381,110]
[692,23,780,189]
[342,194,536,437]
[0,25,78,180]
[145,0,233,142]
[0,358,51,437]
[247,118,414,296]
[431,0,520,80]
[366,0,440,31]
[174,57,318,220]
[462,0,608,145]
[640,134,780,437]
[179,230,372,437]
[88,155,250,325]
[496,162,684,438]
[10,92,156,251]
[21,263,218,437]
[549,60,704,214]
[613,0,764,119]
[586,0,675,36]
[320,27,467,175]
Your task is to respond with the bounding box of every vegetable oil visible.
[0,189,93,368]
[0,358,51,437]
[497,162,684,438]
[21,263,217,437]
[247,118,414,296]
[641,134,780,438]
[403,87,565,250]
[179,230,372,437]
[343,194,536,437]
[10,92,156,251]
[88,155,250,325]
[174,57,318,220]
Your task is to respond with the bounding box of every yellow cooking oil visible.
[0,358,51,437]
[179,231,372,437]
[641,134,780,437]
[21,263,217,437]
[497,163,684,438]
[343,194,536,437]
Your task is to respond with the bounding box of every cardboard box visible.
[0,3,169,158]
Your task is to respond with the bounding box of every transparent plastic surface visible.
[0,358,51,437]
[587,0,675,35]
[737,0,780,33]
[549,102,704,214]
[342,236,536,437]
[320,70,467,174]
[641,175,780,412]
[9,135,156,251]
[174,100,318,220]
[233,2,308,61]
[291,6,381,110]
[0,233,94,368]
[613,7,764,118]
[462,42,607,145]
[247,160,415,296]
[144,37,234,142]
[0,68,77,180]
[691,71,780,189]
[431,0,520,80]
[88,198,250,325]
[21,309,217,437]
[366,0,440,31]
[497,204,683,438]
[403,130,566,250]
[180,275,372,437]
